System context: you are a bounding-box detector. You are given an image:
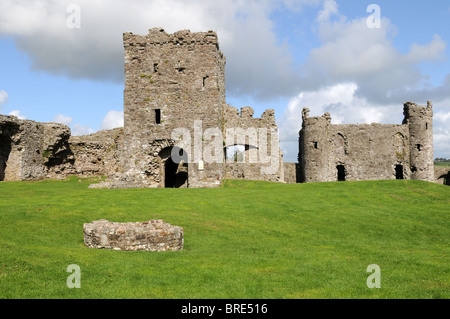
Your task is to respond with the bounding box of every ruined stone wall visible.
[283,162,299,184]
[223,105,284,182]
[83,219,184,252]
[298,102,434,183]
[0,115,74,181]
[403,101,434,182]
[121,28,226,188]
[69,127,123,177]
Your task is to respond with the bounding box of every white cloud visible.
[53,114,73,126]
[0,0,317,100]
[100,110,124,130]
[434,111,450,123]
[8,109,26,119]
[317,0,338,23]
[0,90,8,112]
[434,127,450,159]
[72,123,94,136]
[407,34,446,64]
[300,10,447,105]
[0,90,8,104]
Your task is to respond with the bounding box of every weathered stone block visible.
[83,219,184,251]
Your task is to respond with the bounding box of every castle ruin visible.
[298,101,435,183]
[0,28,446,186]
[94,28,284,189]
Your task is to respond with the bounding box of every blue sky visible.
[0,0,449,162]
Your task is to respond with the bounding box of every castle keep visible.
[96,28,284,189]
[0,28,446,186]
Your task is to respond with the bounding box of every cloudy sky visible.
[0,0,449,162]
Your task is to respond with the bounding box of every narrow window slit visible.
[155,109,161,124]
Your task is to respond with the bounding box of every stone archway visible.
[0,135,12,181]
[159,146,188,188]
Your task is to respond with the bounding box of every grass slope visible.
[0,177,448,299]
[435,161,450,167]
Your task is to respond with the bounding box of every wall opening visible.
[313,142,318,149]
[202,75,209,88]
[155,109,161,124]
[153,63,159,73]
[160,146,188,188]
[0,135,12,181]
[224,144,258,163]
[416,144,421,151]
[337,165,346,182]
[225,145,245,163]
[442,172,450,186]
[395,165,404,180]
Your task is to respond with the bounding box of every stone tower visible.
[403,101,434,182]
[298,108,332,183]
[88,27,284,189]
[121,28,226,188]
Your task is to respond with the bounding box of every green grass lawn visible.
[435,161,450,167]
[0,177,448,299]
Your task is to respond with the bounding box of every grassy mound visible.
[0,177,448,299]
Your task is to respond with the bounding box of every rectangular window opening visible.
[416,144,421,151]
[202,75,209,88]
[155,109,161,124]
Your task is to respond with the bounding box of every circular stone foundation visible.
[83,219,184,251]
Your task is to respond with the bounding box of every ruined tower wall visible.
[122,28,226,188]
[298,109,332,183]
[403,101,434,182]
[0,115,75,181]
[223,105,284,182]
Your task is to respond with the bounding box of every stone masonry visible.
[93,28,284,189]
[0,114,75,181]
[298,101,435,183]
[83,219,184,251]
[69,127,124,177]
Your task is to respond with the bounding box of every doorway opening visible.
[337,165,346,182]
[0,135,12,181]
[160,146,188,188]
[395,165,404,180]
